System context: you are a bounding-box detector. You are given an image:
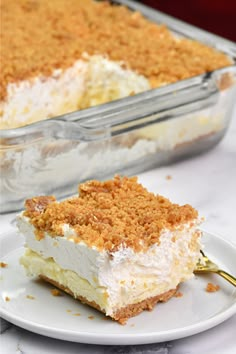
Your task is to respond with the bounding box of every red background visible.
[140,0,236,42]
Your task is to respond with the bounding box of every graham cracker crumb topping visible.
[25,196,56,217]
[1,0,231,101]
[24,176,198,252]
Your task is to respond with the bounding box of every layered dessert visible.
[17,176,203,323]
[1,0,231,129]
[1,0,234,213]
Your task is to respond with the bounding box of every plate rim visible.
[0,229,236,345]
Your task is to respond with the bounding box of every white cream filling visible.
[17,214,202,315]
[0,54,150,129]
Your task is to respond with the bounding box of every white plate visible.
[0,230,236,345]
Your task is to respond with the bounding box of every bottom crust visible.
[112,288,177,324]
[39,274,177,324]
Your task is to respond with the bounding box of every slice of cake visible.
[1,0,231,129]
[17,175,203,324]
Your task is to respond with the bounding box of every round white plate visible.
[0,230,235,345]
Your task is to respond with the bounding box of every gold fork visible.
[194,250,236,287]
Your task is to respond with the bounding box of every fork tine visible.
[200,250,206,257]
[195,250,236,286]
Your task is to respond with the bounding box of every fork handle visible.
[217,270,236,287]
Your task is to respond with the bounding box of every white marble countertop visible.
[1,108,236,354]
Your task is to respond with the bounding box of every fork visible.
[194,250,236,286]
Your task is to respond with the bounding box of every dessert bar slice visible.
[17,175,202,324]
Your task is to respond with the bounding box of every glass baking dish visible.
[0,0,236,213]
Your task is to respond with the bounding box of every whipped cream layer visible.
[0,54,150,129]
[18,214,202,316]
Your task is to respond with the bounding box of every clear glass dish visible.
[1,0,236,213]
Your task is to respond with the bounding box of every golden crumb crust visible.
[112,288,177,324]
[40,274,177,324]
[1,0,231,101]
[24,175,198,252]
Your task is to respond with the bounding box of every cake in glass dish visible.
[1,0,235,214]
[17,176,203,324]
[1,0,231,129]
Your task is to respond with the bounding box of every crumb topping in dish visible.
[1,0,231,100]
[24,176,198,252]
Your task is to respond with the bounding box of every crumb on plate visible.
[26,295,35,300]
[0,262,8,268]
[166,175,172,180]
[206,282,220,292]
[50,288,62,296]
[102,316,110,321]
